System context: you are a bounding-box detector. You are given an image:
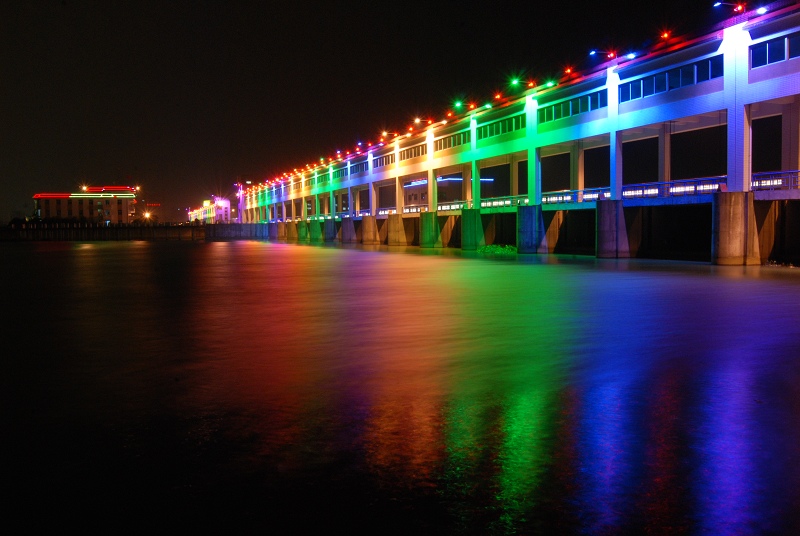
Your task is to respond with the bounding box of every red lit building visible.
[33,186,139,224]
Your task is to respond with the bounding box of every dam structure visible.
[233,2,800,265]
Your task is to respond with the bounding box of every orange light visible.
[446,111,453,117]
[528,80,535,87]
[564,67,572,74]
[427,119,433,124]
[495,93,501,99]
[661,31,670,39]
[469,103,476,109]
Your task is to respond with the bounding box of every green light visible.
[511,78,519,86]
[454,101,463,108]
[546,81,555,87]
[484,103,492,109]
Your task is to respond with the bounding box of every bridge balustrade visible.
[621,176,727,199]
[542,187,611,204]
[752,170,800,190]
[335,211,351,219]
[403,204,429,214]
[480,195,530,208]
[437,201,470,211]
[377,208,397,216]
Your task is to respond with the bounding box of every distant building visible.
[33,186,138,224]
[188,198,231,223]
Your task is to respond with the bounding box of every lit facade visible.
[240,2,800,220]
[33,186,138,224]
[188,198,231,223]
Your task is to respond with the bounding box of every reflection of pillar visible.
[610,130,623,200]
[570,143,584,191]
[659,122,672,182]
[727,103,752,192]
[782,101,800,171]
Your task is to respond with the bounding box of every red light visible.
[469,103,476,109]
[408,126,413,131]
[607,52,616,59]
[661,31,670,39]
[495,93,502,99]
[427,119,433,124]
[528,81,535,87]
[564,67,572,74]
[734,3,744,12]
[446,111,453,117]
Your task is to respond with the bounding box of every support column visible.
[610,131,623,200]
[370,182,378,216]
[471,160,481,209]
[277,221,287,240]
[527,148,540,205]
[570,143,584,191]
[596,199,629,258]
[420,211,440,248]
[323,220,336,242]
[782,101,800,171]
[427,169,437,211]
[727,103,752,192]
[711,191,760,265]
[361,215,380,245]
[658,122,672,183]
[461,208,481,250]
[517,205,546,253]
[395,177,404,214]
[297,220,309,242]
[341,217,357,243]
[387,214,406,245]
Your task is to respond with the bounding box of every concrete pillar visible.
[341,217,357,243]
[570,143,584,191]
[727,103,752,192]
[517,205,546,254]
[461,208,481,250]
[285,221,296,241]
[268,222,278,240]
[387,214,406,245]
[782,101,800,171]
[309,220,323,242]
[395,177,404,214]
[596,199,629,258]
[361,215,380,245]
[463,164,472,204]
[511,155,520,196]
[527,148,541,204]
[659,122,672,182]
[323,220,336,242]
[370,183,378,216]
[711,191,760,265]
[610,130,623,200]
[297,220,309,242]
[427,169,437,211]
[471,160,481,208]
[420,211,441,248]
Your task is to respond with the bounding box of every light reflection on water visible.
[4,240,800,533]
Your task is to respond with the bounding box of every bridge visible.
[235,2,800,265]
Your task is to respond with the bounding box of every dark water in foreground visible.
[3,241,800,534]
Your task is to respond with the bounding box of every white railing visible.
[751,170,800,190]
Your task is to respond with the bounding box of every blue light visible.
[626,53,636,60]
[757,7,768,14]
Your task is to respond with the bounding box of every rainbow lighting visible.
[238,1,800,234]
[188,197,231,224]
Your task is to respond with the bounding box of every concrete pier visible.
[517,205,546,254]
[341,218,357,243]
[711,192,760,265]
[596,200,630,259]
[461,209,481,251]
[361,216,380,245]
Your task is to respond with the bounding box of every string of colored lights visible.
[241,2,768,198]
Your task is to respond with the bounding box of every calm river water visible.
[4,240,800,534]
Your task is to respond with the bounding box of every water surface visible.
[3,241,800,534]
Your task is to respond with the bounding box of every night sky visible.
[2,0,731,222]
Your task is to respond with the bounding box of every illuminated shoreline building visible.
[238,1,800,265]
[188,198,231,223]
[33,186,138,224]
